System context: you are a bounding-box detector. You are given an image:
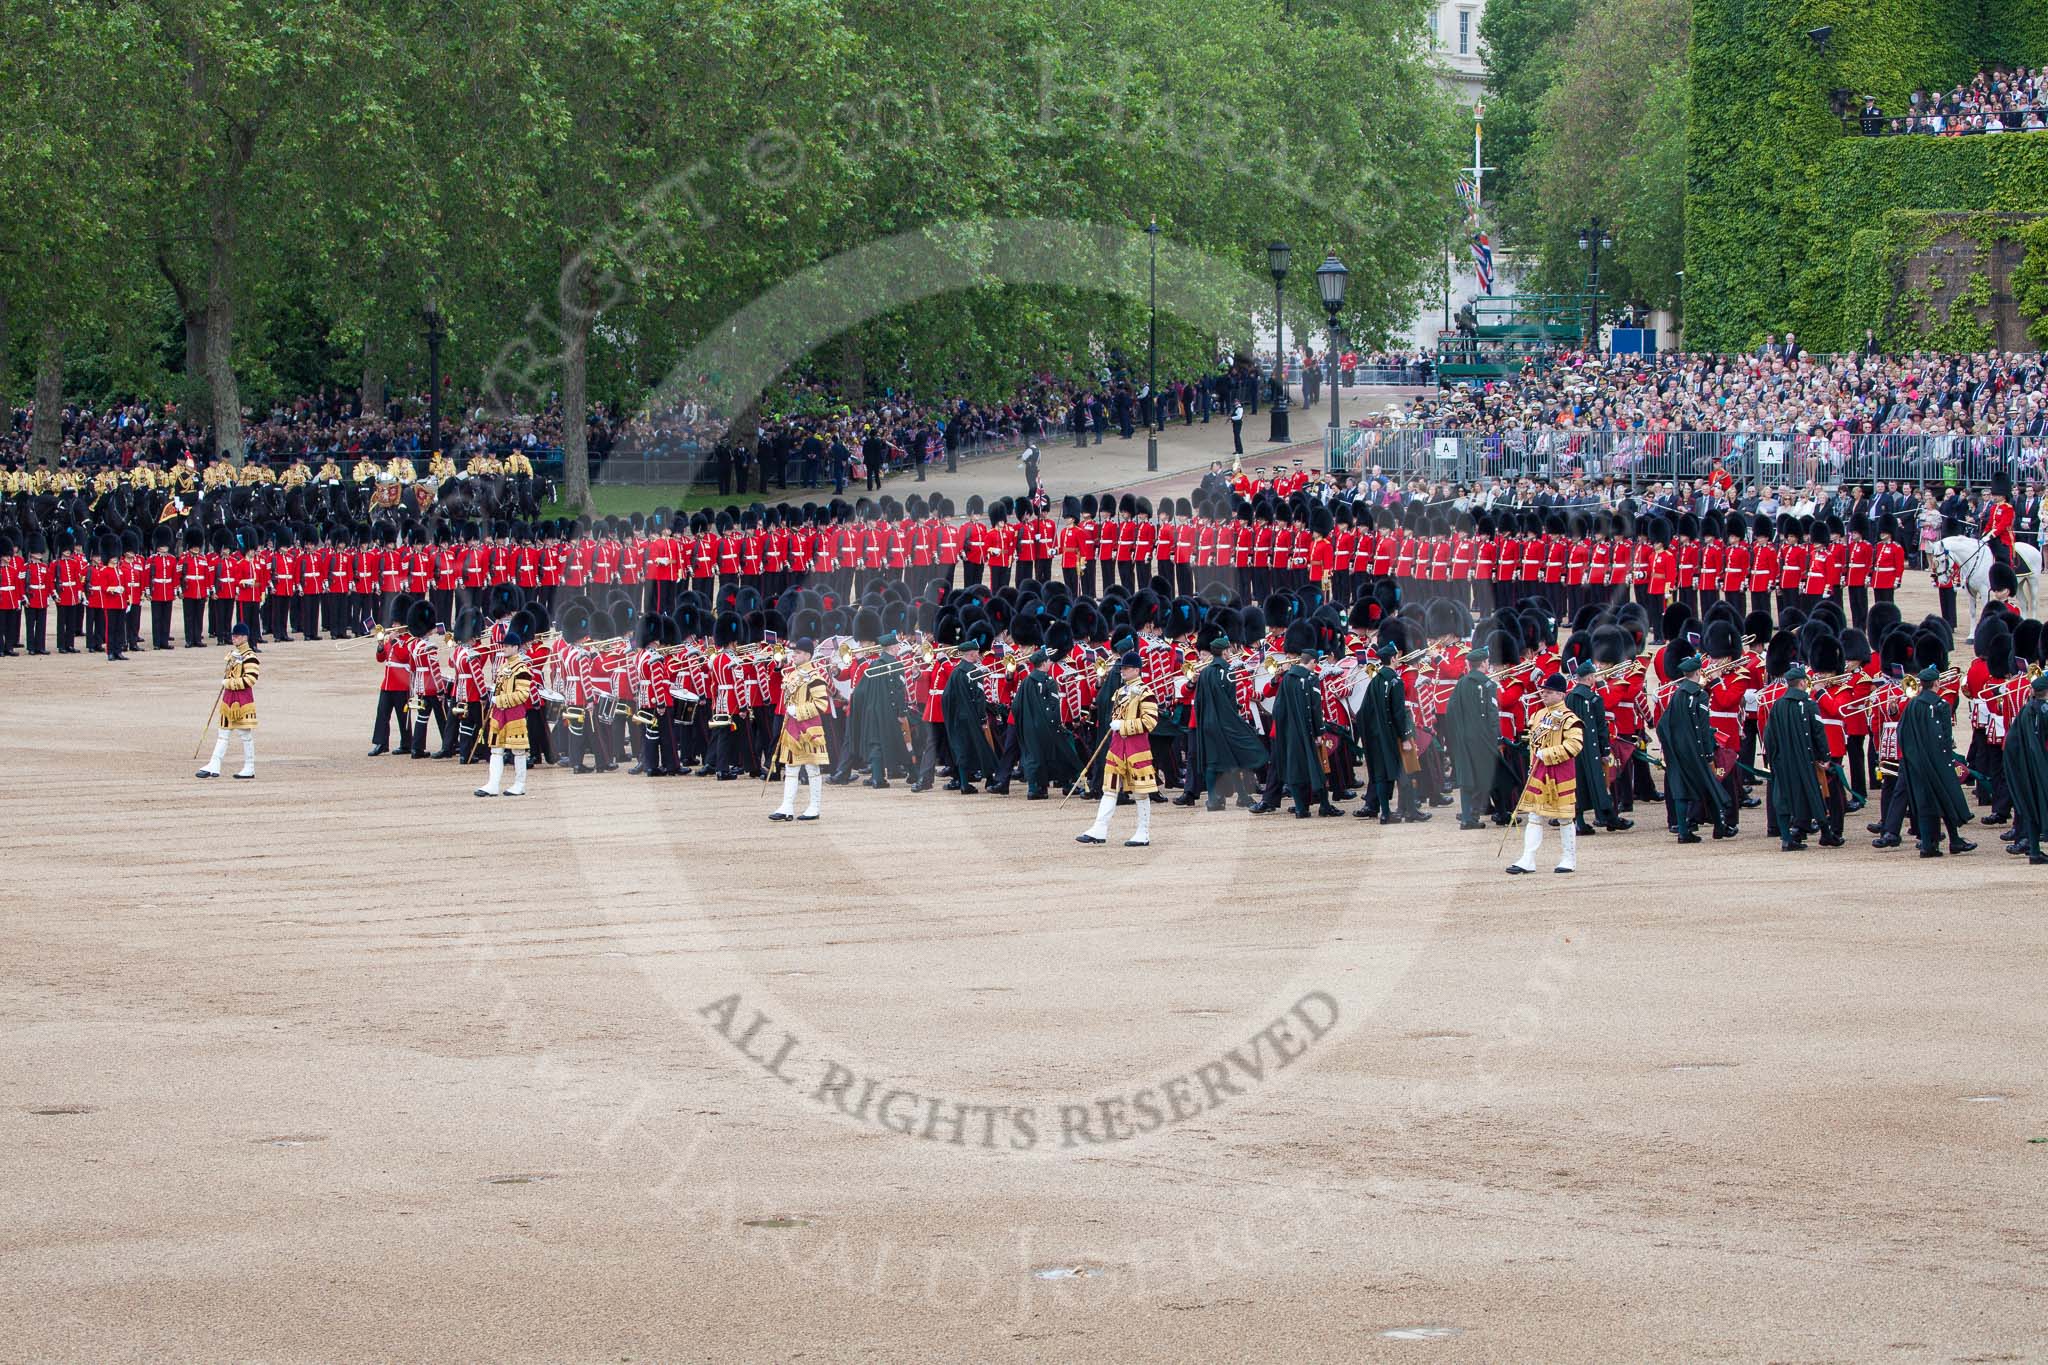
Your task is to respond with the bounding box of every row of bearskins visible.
[0,491,1937,639]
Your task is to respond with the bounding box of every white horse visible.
[1930,535,2040,630]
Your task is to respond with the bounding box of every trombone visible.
[1579,657,1643,686]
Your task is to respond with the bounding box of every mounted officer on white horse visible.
[1932,470,2039,633]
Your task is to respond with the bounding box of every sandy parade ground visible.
[4,418,2046,1362]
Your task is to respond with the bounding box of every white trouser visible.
[1083,791,1151,844]
[479,749,529,795]
[203,727,255,777]
[1511,813,1576,871]
[777,764,821,817]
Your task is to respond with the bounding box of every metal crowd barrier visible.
[1326,428,2048,492]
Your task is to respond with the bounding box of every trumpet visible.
[332,624,401,653]
[1839,683,1905,719]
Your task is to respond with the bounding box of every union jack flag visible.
[1471,232,1494,294]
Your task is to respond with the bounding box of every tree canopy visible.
[2,0,1460,507]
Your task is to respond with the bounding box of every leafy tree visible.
[1478,0,1590,242]
[1521,0,1689,312]
[0,0,158,458]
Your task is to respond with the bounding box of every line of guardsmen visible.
[0,488,1937,663]
[336,554,2048,866]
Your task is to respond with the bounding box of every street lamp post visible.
[1576,216,1612,355]
[1146,218,1160,473]
[1315,255,1348,466]
[1268,240,1290,444]
[423,288,446,464]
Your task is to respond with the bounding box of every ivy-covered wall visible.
[1838,209,2038,350]
[1685,0,2048,352]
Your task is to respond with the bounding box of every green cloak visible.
[849,664,912,771]
[1898,690,1970,830]
[1269,663,1326,792]
[1012,669,1080,788]
[1762,689,1827,834]
[1565,682,1615,820]
[1191,658,1269,779]
[2003,698,2048,848]
[1444,670,1500,793]
[1656,677,1733,822]
[941,661,997,780]
[1356,666,1412,783]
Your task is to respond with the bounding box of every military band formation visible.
[9,463,2046,872]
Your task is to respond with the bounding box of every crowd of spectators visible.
[5,387,570,474]
[1855,65,2048,136]
[1382,344,2048,441]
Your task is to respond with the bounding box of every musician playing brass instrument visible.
[1506,671,1585,875]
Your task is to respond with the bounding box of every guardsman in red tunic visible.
[23,535,54,654]
[1699,520,1725,613]
[1777,517,1808,617]
[1588,529,1612,612]
[1872,514,1905,606]
[144,530,178,648]
[1055,495,1086,594]
[1803,520,1837,609]
[986,504,1016,592]
[54,537,86,652]
[1673,515,1701,616]
[1744,514,1775,611]
[296,535,324,641]
[0,535,21,656]
[960,497,988,588]
[450,615,490,764]
[1472,517,1498,612]
[1543,519,1570,616]
[1721,521,1750,619]
[264,534,294,644]
[122,535,149,652]
[1490,525,1517,612]
[1982,469,2018,568]
[90,535,130,660]
[1646,522,1676,610]
[1566,527,1591,616]
[368,609,415,756]
[1172,501,1197,597]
